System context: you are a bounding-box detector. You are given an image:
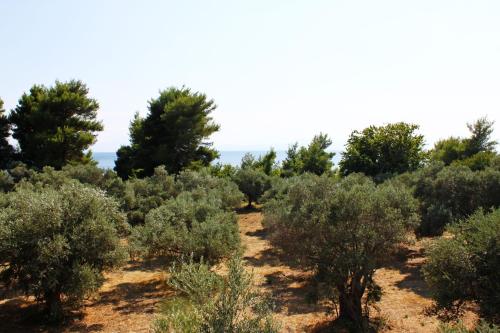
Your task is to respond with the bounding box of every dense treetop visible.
[339,122,426,179]
[9,80,102,169]
[431,117,497,169]
[281,133,335,177]
[115,87,220,178]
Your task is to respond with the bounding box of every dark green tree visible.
[281,133,335,177]
[0,98,14,168]
[431,117,497,168]
[9,80,102,169]
[115,87,220,178]
[240,149,278,176]
[339,122,426,179]
[465,117,497,156]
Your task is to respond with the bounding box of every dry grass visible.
[0,210,480,333]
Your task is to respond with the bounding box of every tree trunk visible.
[247,197,252,208]
[45,290,64,322]
[338,290,364,332]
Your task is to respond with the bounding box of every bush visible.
[122,166,177,224]
[414,164,500,235]
[264,173,418,327]
[423,209,500,321]
[438,320,500,333]
[130,192,240,264]
[0,170,14,192]
[153,256,279,333]
[175,169,243,210]
[0,183,127,321]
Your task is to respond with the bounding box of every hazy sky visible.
[1,0,499,152]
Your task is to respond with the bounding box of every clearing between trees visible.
[0,210,477,333]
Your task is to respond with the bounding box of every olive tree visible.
[423,209,500,321]
[130,191,240,264]
[264,174,418,327]
[234,168,270,208]
[154,256,279,333]
[0,182,127,321]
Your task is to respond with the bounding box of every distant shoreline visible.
[93,150,341,170]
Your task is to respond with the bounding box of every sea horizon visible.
[93,150,341,170]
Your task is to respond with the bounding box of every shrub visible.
[175,169,243,210]
[153,256,279,333]
[423,209,500,321]
[0,170,14,192]
[122,166,177,224]
[414,164,500,235]
[264,173,418,328]
[0,183,127,321]
[438,320,500,333]
[130,192,240,264]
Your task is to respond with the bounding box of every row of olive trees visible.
[0,165,245,322]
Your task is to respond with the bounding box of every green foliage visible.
[431,117,497,169]
[130,191,240,264]
[414,163,500,235]
[456,151,498,171]
[123,166,177,225]
[423,209,500,321]
[175,169,243,210]
[239,149,279,176]
[115,87,220,178]
[438,321,500,333]
[9,80,102,169]
[0,170,15,192]
[264,173,418,326]
[234,168,270,207]
[209,162,238,179]
[153,256,279,333]
[339,122,426,179]
[0,183,127,321]
[432,137,468,165]
[0,98,14,168]
[282,133,335,177]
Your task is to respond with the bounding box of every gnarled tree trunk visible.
[45,290,63,322]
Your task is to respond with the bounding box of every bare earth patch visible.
[0,260,170,333]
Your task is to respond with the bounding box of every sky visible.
[1,0,499,152]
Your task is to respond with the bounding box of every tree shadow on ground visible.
[379,245,432,298]
[236,205,262,214]
[0,297,103,333]
[262,271,331,316]
[122,257,169,272]
[89,279,171,315]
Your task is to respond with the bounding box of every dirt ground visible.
[0,210,478,333]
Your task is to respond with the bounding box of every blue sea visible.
[93,151,341,170]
